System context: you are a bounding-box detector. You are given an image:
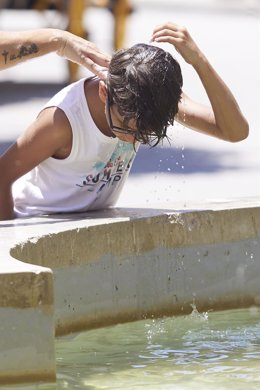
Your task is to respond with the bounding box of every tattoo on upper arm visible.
[1,43,39,64]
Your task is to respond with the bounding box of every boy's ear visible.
[98,80,107,104]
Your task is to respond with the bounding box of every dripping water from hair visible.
[181,94,186,207]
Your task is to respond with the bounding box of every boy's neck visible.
[84,78,115,138]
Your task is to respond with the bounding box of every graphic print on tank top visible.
[75,141,136,197]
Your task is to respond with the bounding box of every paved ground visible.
[0,0,259,211]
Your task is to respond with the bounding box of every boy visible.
[0,22,249,220]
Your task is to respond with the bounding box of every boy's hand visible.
[57,31,111,80]
[151,22,204,66]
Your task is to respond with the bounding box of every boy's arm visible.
[0,29,110,79]
[152,22,249,142]
[0,107,72,220]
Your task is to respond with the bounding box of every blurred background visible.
[0,0,259,210]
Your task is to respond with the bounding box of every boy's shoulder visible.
[43,77,89,111]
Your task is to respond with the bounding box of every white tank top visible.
[13,78,137,217]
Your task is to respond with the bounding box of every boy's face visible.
[106,98,138,144]
[99,80,144,144]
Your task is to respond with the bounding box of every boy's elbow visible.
[241,122,249,141]
[227,121,249,143]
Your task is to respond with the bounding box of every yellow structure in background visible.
[68,0,132,81]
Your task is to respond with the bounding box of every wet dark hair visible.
[107,43,183,146]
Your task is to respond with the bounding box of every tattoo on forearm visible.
[1,43,39,64]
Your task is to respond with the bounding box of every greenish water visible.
[3,307,260,390]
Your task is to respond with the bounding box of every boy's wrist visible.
[191,52,210,74]
[50,29,68,57]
